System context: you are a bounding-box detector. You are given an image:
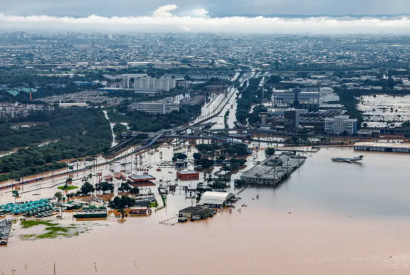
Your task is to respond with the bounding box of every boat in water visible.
[331,155,364,164]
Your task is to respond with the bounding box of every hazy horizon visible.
[2,4,410,34]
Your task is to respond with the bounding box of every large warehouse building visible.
[197,191,235,208]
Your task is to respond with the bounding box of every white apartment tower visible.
[126,74,176,91]
[324,115,358,135]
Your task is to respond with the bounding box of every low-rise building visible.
[272,88,320,110]
[59,102,88,108]
[129,174,156,184]
[197,191,235,208]
[0,102,54,118]
[127,100,180,114]
[357,129,380,138]
[177,171,200,181]
[180,95,206,106]
[179,206,215,220]
[354,142,410,154]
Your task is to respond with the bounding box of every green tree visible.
[54,192,63,202]
[265,148,275,158]
[96,182,114,194]
[109,195,136,209]
[130,187,139,194]
[119,182,132,193]
[209,176,230,190]
[193,153,202,160]
[195,159,215,169]
[80,182,95,195]
[174,153,187,160]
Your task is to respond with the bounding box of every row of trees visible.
[113,123,127,141]
[80,181,139,196]
[203,173,231,190]
[248,105,268,125]
[107,105,202,133]
[118,182,139,194]
[235,77,263,124]
[109,195,136,209]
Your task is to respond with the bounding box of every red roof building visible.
[177,171,199,181]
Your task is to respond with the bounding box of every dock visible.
[240,153,306,186]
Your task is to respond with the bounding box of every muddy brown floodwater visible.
[1,147,410,275]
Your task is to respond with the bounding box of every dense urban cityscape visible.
[1,6,410,274]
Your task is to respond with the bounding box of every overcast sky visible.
[2,0,410,17]
[2,1,410,33]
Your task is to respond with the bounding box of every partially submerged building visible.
[197,191,235,208]
[179,206,216,220]
[129,174,156,184]
[354,142,410,154]
[240,153,305,185]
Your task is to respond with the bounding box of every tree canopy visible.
[80,182,95,195]
[109,195,136,209]
[265,148,275,158]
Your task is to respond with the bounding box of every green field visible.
[20,220,81,239]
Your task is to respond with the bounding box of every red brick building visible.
[177,171,199,181]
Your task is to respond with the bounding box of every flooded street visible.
[357,94,410,126]
[2,147,410,274]
[102,110,117,147]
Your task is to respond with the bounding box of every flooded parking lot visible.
[357,94,410,126]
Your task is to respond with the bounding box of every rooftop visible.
[198,191,234,206]
[354,142,410,148]
[129,174,156,181]
[177,171,199,175]
[179,206,211,214]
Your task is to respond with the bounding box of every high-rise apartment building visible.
[125,74,176,91]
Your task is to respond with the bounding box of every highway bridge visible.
[205,128,315,137]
